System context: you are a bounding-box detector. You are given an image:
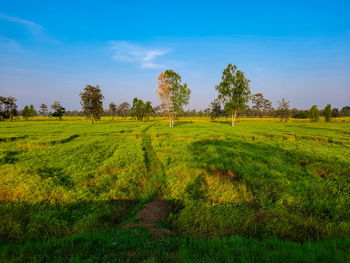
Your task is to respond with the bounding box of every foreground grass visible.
[0,119,349,261]
[1,228,349,263]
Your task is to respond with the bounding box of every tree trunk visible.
[232,110,237,127]
[91,115,94,125]
[169,114,172,127]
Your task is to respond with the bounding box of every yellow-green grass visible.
[0,120,349,261]
[7,116,350,123]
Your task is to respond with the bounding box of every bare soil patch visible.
[124,199,172,236]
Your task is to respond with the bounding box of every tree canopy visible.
[324,104,332,122]
[80,85,104,124]
[215,64,251,126]
[156,69,191,127]
[309,105,320,122]
[109,102,117,119]
[130,97,152,121]
[0,96,17,120]
[252,93,272,117]
[277,98,290,121]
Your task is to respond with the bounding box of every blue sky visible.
[0,0,349,110]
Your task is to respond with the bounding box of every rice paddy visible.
[0,119,349,262]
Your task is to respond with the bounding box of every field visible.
[0,119,350,262]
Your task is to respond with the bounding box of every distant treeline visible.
[1,64,350,123]
[2,97,350,120]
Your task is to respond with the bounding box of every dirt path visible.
[124,198,172,236]
[123,125,172,236]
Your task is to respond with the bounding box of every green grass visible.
[0,120,349,261]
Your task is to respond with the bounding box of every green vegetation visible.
[309,105,320,122]
[324,104,332,122]
[215,64,251,126]
[0,120,349,261]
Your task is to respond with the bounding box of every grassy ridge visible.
[5,116,350,123]
[0,120,349,261]
[1,228,349,262]
[149,122,350,240]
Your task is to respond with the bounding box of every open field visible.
[0,119,350,262]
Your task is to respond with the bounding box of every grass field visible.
[0,119,349,262]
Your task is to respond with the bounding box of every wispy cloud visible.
[0,36,21,50]
[0,13,59,44]
[110,41,170,69]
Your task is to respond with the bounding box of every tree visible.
[39,104,48,116]
[341,106,350,116]
[131,98,144,121]
[293,111,308,119]
[29,105,36,117]
[51,101,61,112]
[118,102,131,118]
[130,98,152,121]
[52,106,65,120]
[251,93,265,117]
[22,105,30,120]
[22,105,35,120]
[215,64,251,126]
[0,96,17,121]
[210,99,222,120]
[156,70,191,127]
[332,108,340,117]
[262,98,273,116]
[109,102,117,120]
[152,105,162,116]
[324,104,332,122]
[309,105,320,122]
[80,85,104,124]
[277,98,290,121]
[144,101,153,120]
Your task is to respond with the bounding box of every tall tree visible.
[332,108,340,117]
[210,99,222,120]
[118,102,131,118]
[52,105,65,120]
[130,97,144,121]
[144,101,153,120]
[251,93,265,117]
[80,85,104,124]
[309,105,320,122]
[22,105,30,120]
[324,104,332,122]
[262,98,273,116]
[51,101,61,112]
[29,105,36,117]
[341,106,350,116]
[0,96,17,121]
[109,102,117,120]
[156,70,191,127]
[39,104,48,116]
[215,64,251,126]
[277,98,290,121]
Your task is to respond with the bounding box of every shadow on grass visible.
[185,138,350,240]
[0,151,20,164]
[0,200,137,242]
[211,120,233,126]
[173,121,194,127]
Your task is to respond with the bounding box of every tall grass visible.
[0,120,349,261]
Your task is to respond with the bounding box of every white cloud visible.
[0,36,21,50]
[110,41,170,69]
[0,13,59,44]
